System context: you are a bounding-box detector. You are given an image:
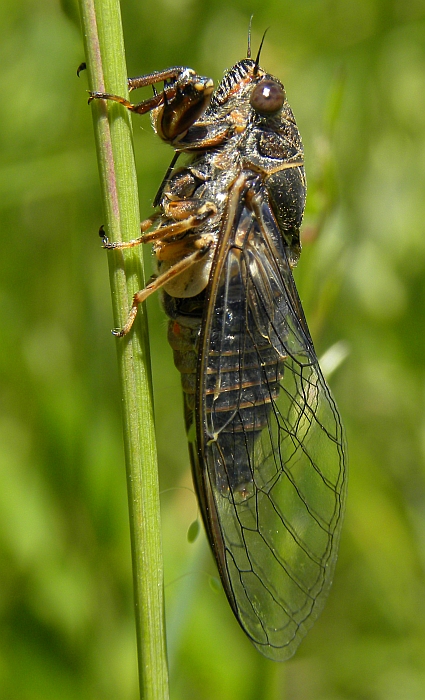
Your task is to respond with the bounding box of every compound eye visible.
[250,79,285,115]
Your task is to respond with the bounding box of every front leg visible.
[88,90,167,116]
[88,67,189,115]
[127,67,188,91]
[89,67,214,143]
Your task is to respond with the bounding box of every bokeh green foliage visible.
[1,0,425,698]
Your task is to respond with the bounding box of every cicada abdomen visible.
[90,44,347,661]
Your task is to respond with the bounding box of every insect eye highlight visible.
[250,80,286,114]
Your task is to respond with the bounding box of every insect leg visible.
[88,90,168,115]
[103,202,216,250]
[89,69,190,113]
[127,67,188,91]
[89,68,200,116]
[113,243,212,337]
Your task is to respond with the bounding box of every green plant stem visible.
[77,1,169,697]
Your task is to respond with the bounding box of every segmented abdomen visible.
[167,289,284,495]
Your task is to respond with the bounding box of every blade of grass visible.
[77,1,169,697]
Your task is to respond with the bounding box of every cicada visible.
[89,35,347,661]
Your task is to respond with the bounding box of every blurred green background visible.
[2,0,425,698]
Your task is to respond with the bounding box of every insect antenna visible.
[247,15,254,58]
[253,27,269,75]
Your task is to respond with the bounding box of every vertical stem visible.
[78,1,169,697]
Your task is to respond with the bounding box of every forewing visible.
[195,190,347,661]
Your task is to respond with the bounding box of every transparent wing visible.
[194,188,347,661]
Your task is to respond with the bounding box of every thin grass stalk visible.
[77,0,169,697]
